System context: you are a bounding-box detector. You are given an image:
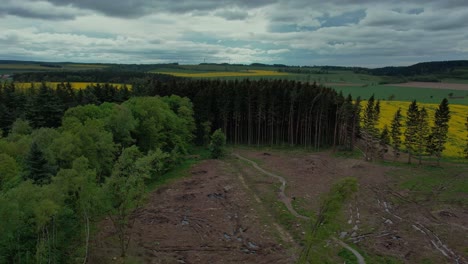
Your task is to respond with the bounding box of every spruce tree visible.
[26,83,64,128]
[464,116,468,159]
[428,98,450,165]
[404,100,419,164]
[362,95,380,161]
[415,107,430,165]
[379,125,390,159]
[390,108,403,161]
[24,142,53,185]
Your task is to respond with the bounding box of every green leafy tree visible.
[428,98,450,166]
[104,146,151,258]
[0,153,19,190]
[53,157,100,263]
[9,119,32,140]
[209,129,226,159]
[404,100,419,164]
[390,108,403,161]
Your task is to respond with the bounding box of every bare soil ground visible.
[89,148,467,264]
[235,149,467,264]
[89,159,296,263]
[386,82,468,91]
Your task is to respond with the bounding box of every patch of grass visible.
[333,148,364,159]
[145,146,210,191]
[388,164,468,205]
[338,248,358,263]
[291,197,314,218]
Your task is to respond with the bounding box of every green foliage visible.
[415,107,430,164]
[24,142,54,185]
[390,108,403,160]
[428,98,450,165]
[464,116,468,159]
[26,82,64,128]
[123,97,194,154]
[103,146,152,257]
[301,177,358,263]
[0,153,19,190]
[209,129,226,159]
[9,119,32,139]
[404,100,419,163]
[0,95,196,262]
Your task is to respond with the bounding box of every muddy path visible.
[233,153,366,264]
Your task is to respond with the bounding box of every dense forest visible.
[360,60,468,76]
[1,79,355,149]
[12,71,179,83]
[0,94,195,262]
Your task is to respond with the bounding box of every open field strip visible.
[386,82,468,91]
[153,69,289,78]
[364,100,468,158]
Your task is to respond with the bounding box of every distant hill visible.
[363,60,468,76]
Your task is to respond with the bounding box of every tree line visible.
[361,96,457,165]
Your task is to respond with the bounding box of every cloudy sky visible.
[1,0,468,67]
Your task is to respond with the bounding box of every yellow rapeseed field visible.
[363,100,468,158]
[153,70,289,78]
[13,82,131,90]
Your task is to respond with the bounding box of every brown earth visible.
[89,159,296,264]
[234,149,467,264]
[89,148,467,264]
[386,82,468,91]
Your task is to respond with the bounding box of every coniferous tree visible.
[26,83,64,128]
[428,98,450,165]
[379,125,390,159]
[404,100,419,164]
[415,107,430,165]
[24,142,53,185]
[390,108,403,161]
[464,116,468,159]
[362,95,380,161]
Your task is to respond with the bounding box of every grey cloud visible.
[215,9,249,20]
[34,0,276,18]
[0,6,75,20]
